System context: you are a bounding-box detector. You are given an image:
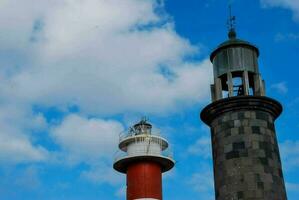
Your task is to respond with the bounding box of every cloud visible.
[188,163,214,200]
[280,140,299,171]
[261,0,299,21]
[51,114,124,185]
[275,32,299,42]
[52,114,124,163]
[0,131,47,163]
[187,133,214,199]
[0,0,212,168]
[274,33,299,42]
[271,81,288,94]
[187,136,212,159]
[0,104,48,164]
[286,182,299,192]
[81,163,124,186]
[0,0,212,116]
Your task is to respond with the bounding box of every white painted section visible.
[127,137,161,156]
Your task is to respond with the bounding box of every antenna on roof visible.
[227,0,237,39]
[140,116,148,123]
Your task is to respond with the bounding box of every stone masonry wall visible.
[210,110,287,200]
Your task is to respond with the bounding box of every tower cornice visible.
[201,96,283,126]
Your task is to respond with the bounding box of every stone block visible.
[252,126,261,135]
[233,141,245,150]
[224,144,233,153]
[241,119,249,126]
[231,112,239,120]
[231,128,239,136]
[226,151,240,160]
[256,111,269,121]
[249,119,268,128]
[234,119,241,127]
[244,111,251,118]
[252,141,259,149]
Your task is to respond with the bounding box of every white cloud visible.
[190,172,214,194]
[271,81,288,94]
[0,104,48,163]
[52,114,123,163]
[261,0,299,21]
[280,140,299,171]
[0,0,212,179]
[275,32,299,41]
[51,114,124,185]
[286,182,299,192]
[187,136,211,159]
[0,131,47,163]
[81,163,124,185]
[0,0,212,116]
[187,135,214,199]
[188,163,214,200]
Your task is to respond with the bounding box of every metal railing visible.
[119,130,163,143]
[114,146,174,163]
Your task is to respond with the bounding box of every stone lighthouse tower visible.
[113,118,174,200]
[200,16,288,200]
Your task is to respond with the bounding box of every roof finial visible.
[227,0,237,39]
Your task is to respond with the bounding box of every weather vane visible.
[227,0,237,39]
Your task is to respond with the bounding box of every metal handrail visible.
[119,130,163,142]
[114,147,174,163]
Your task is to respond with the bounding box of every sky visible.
[0,0,298,199]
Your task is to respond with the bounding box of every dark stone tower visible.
[200,27,288,199]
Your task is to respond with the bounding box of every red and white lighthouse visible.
[113,119,174,200]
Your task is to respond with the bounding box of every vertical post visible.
[243,71,249,95]
[215,78,223,100]
[211,84,216,102]
[262,80,266,96]
[254,74,265,96]
[227,72,233,97]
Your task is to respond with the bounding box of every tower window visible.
[220,74,229,98]
[231,71,245,97]
[232,76,244,96]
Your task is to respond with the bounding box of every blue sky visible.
[0,0,298,199]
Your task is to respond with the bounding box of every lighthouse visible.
[113,118,175,200]
[200,12,288,200]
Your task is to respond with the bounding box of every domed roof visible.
[210,30,259,62]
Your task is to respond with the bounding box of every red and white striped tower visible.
[113,119,174,200]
